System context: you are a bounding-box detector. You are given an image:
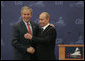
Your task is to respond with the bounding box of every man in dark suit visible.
[25,12,57,60]
[11,6,39,60]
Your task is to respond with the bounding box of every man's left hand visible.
[24,33,32,40]
[49,23,55,27]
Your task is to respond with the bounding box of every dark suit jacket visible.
[11,20,39,60]
[32,25,57,60]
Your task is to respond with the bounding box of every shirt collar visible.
[42,23,50,30]
[23,20,31,25]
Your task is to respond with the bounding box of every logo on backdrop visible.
[56,38,63,44]
[29,1,45,8]
[75,32,84,44]
[15,1,23,6]
[56,17,66,26]
[55,1,63,6]
[69,1,84,7]
[75,18,84,24]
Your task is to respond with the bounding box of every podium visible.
[58,44,84,60]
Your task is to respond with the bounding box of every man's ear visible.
[45,17,49,22]
[31,14,32,17]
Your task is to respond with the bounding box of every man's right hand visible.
[27,46,35,54]
[24,33,32,40]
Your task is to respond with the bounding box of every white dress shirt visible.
[23,20,33,34]
[42,23,50,31]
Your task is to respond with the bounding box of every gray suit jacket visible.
[11,20,39,60]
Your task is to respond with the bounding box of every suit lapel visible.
[30,21,38,36]
[43,25,50,33]
[20,21,28,33]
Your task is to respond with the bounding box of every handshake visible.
[24,33,35,54]
[24,33,32,40]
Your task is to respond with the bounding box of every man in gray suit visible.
[11,6,39,60]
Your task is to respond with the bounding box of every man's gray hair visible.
[41,12,50,19]
[21,6,32,14]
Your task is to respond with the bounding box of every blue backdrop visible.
[1,1,84,60]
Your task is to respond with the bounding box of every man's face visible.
[39,14,49,27]
[21,9,32,22]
